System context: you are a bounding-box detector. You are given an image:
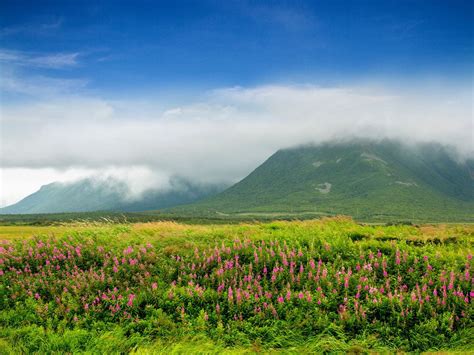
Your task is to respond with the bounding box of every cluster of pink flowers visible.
[0,237,157,321]
[171,239,473,324]
[0,235,472,328]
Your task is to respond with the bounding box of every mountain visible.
[0,176,226,214]
[175,140,474,221]
[4,140,473,221]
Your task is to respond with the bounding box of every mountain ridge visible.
[172,139,474,221]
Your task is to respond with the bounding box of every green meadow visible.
[1,218,473,353]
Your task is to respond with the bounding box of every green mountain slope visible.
[178,140,474,221]
[0,176,226,214]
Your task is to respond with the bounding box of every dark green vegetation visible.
[179,140,474,222]
[0,219,473,353]
[0,211,257,227]
[0,176,225,215]
[0,211,168,226]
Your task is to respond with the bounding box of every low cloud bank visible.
[1,84,472,206]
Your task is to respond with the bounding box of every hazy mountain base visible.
[174,140,474,222]
[0,176,227,215]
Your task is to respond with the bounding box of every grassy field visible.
[1,218,473,353]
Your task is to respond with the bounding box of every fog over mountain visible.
[0,175,226,214]
[2,83,472,207]
[176,139,473,221]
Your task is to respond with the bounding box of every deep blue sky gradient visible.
[1,0,472,95]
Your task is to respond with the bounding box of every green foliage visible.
[0,219,473,352]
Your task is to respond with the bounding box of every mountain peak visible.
[178,140,473,221]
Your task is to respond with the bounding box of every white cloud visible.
[0,168,90,207]
[1,83,472,206]
[0,49,80,69]
[0,70,88,97]
[0,49,85,99]
[0,166,172,207]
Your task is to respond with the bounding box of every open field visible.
[1,218,473,353]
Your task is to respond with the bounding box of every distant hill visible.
[0,176,226,214]
[175,140,474,221]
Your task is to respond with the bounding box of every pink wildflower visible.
[127,294,135,307]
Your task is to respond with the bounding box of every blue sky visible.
[1,0,472,96]
[0,0,472,206]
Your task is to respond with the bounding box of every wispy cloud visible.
[27,52,80,68]
[240,3,316,32]
[0,49,80,69]
[0,18,63,37]
[387,19,425,41]
[0,69,88,97]
[0,48,86,97]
